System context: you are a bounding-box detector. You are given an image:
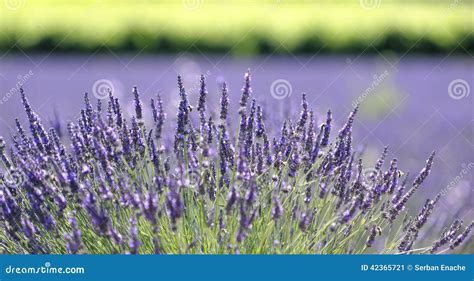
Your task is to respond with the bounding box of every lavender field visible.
[0,54,472,254]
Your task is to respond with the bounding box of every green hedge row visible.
[1,1,472,54]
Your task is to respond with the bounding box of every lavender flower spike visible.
[220,82,230,122]
[450,221,474,250]
[239,70,251,114]
[132,86,143,121]
[129,215,141,254]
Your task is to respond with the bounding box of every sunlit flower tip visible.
[197,74,207,114]
[321,109,332,147]
[129,215,140,254]
[150,98,158,122]
[165,188,184,230]
[304,111,315,152]
[374,146,389,173]
[239,71,252,113]
[256,105,266,138]
[132,86,143,120]
[177,75,186,99]
[220,82,229,121]
[413,151,436,187]
[387,158,398,193]
[297,93,308,132]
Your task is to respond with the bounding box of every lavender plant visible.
[0,73,471,254]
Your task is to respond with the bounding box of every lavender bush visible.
[0,72,471,254]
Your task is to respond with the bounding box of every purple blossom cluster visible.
[0,72,471,254]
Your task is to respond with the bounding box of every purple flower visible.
[320,109,332,147]
[129,215,140,254]
[197,75,208,128]
[132,86,143,120]
[430,219,462,253]
[165,186,184,231]
[296,93,309,133]
[142,190,158,225]
[298,209,315,232]
[239,71,252,114]
[305,111,315,153]
[450,221,474,250]
[311,124,325,163]
[387,152,436,223]
[151,94,166,140]
[244,100,256,158]
[413,151,435,187]
[256,105,266,138]
[64,215,82,254]
[219,82,230,122]
[225,186,238,214]
[288,145,300,178]
[174,76,190,157]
